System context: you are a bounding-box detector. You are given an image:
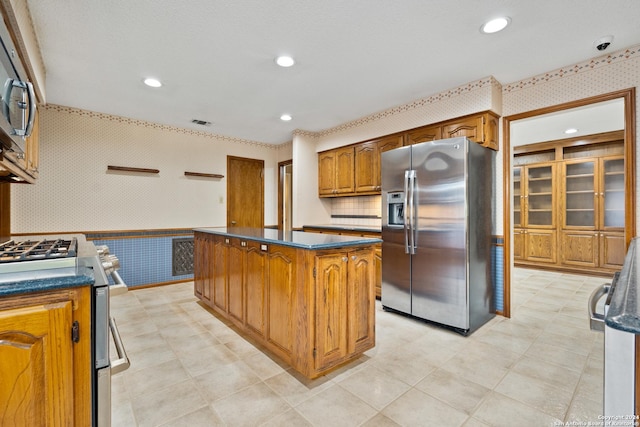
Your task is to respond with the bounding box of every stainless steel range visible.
[0,236,129,426]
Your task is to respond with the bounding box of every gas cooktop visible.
[0,238,77,263]
[0,238,79,279]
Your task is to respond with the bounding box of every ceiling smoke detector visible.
[191,119,211,126]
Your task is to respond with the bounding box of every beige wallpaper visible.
[501,44,640,236]
[12,43,640,236]
[12,106,280,233]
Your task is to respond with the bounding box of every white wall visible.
[12,106,279,233]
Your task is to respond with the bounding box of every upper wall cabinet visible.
[442,112,499,150]
[318,110,500,198]
[406,124,442,146]
[320,134,403,198]
[318,146,355,196]
[354,135,403,194]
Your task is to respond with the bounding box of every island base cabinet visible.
[194,231,376,379]
[0,287,92,426]
[314,249,375,372]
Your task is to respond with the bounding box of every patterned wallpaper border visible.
[43,104,281,150]
[314,76,500,138]
[503,43,640,93]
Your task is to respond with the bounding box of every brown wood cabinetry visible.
[442,112,499,150]
[302,226,382,298]
[514,132,626,275]
[318,111,499,197]
[194,230,376,379]
[354,135,403,193]
[0,286,92,426]
[314,248,375,370]
[560,155,625,270]
[0,106,39,183]
[513,163,557,264]
[318,146,355,196]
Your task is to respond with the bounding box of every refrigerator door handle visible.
[407,169,417,255]
[404,170,410,254]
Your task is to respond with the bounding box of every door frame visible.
[278,159,292,230]
[502,88,636,318]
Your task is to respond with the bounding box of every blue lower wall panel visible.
[492,244,504,313]
[91,236,193,288]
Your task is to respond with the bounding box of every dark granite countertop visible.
[302,224,382,234]
[0,267,95,297]
[605,237,640,334]
[194,227,381,250]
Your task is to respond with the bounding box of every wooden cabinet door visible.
[442,115,483,142]
[482,112,499,150]
[560,230,598,267]
[314,253,348,370]
[406,125,442,146]
[245,242,267,338]
[524,163,555,228]
[599,156,625,230]
[194,234,205,299]
[373,134,404,192]
[266,246,296,360]
[194,233,215,305]
[513,228,524,261]
[525,229,557,263]
[0,301,74,426]
[354,141,377,193]
[212,236,229,312]
[563,159,597,230]
[228,239,245,324]
[599,232,625,269]
[334,147,355,194]
[347,249,375,354]
[513,166,523,228]
[318,151,336,196]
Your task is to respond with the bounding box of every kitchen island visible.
[193,227,381,379]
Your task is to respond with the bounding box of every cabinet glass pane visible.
[526,165,553,226]
[565,161,595,227]
[528,194,552,226]
[603,158,624,228]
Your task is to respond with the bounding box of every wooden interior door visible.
[227,156,264,228]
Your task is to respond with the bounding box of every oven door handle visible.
[109,317,130,374]
[110,270,129,296]
[588,283,610,332]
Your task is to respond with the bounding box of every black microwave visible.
[0,17,36,157]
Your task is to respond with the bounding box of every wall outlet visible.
[219,196,224,204]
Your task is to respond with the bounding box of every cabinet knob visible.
[351,255,357,261]
[342,257,348,262]
[241,241,246,247]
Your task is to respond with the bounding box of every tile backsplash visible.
[330,195,382,227]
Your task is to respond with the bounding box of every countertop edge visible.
[0,273,95,297]
[605,237,640,334]
[194,227,381,250]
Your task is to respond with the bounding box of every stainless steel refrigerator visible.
[381,137,495,335]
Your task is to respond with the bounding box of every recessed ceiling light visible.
[280,114,292,121]
[275,56,295,67]
[481,17,511,34]
[143,77,162,88]
[565,128,579,134]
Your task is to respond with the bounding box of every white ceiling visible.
[25,0,640,145]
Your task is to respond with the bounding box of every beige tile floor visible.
[110,268,608,426]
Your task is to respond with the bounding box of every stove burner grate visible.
[0,238,78,263]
